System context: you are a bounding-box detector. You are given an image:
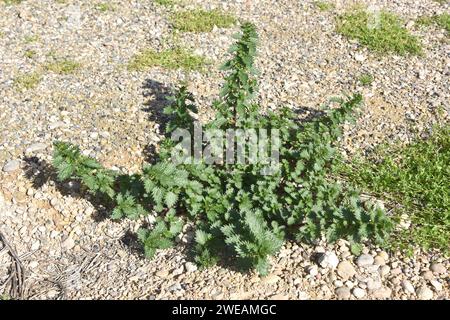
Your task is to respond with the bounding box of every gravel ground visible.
[0,0,448,299]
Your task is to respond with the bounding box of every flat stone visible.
[379,265,390,277]
[374,255,386,266]
[421,270,434,281]
[356,254,374,267]
[3,159,21,172]
[337,261,356,280]
[25,143,47,153]
[318,251,339,269]
[185,262,198,273]
[416,285,433,300]
[430,263,446,274]
[155,269,169,278]
[429,280,442,292]
[335,286,351,299]
[371,287,392,299]
[401,280,415,294]
[168,283,182,292]
[62,236,75,251]
[352,287,366,299]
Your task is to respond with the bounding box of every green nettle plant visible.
[53,23,393,275]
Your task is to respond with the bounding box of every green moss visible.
[314,1,335,12]
[45,58,81,74]
[24,49,36,59]
[3,0,23,5]
[14,71,42,90]
[128,47,207,71]
[24,35,39,44]
[337,9,422,55]
[358,73,373,86]
[171,9,237,32]
[154,0,176,5]
[96,3,114,12]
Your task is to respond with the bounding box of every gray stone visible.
[430,263,446,274]
[401,280,415,294]
[3,159,20,172]
[25,143,47,153]
[356,254,374,267]
[416,285,433,300]
[168,283,182,292]
[335,286,351,299]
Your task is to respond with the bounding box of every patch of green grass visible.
[0,293,10,300]
[171,9,237,32]
[418,13,450,34]
[127,47,207,71]
[358,73,373,86]
[24,49,36,59]
[45,58,81,74]
[314,1,335,12]
[96,3,114,12]
[3,0,23,5]
[14,71,42,90]
[154,0,176,5]
[337,9,422,55]
[338,125,450,255]
[24,35,39,44]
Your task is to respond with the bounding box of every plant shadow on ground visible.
[141,78,172,163]
[23,156,114,222]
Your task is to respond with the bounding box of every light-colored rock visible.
[416,286,433,300]
[401,280,415,294]
[352,287,366,299]
[318,251,339,269]
[366,277,382,291]
[185,262,198,273]
[25,143,46,153]
[430,263,446,274]
[168,283,182,292]
[421,270,434,280]
[335,286,351,299]
[62,236,75,250]
[430,280,442,292]
[172,266,184,276]
[379,265,390,277]
[306,265,318,277]
[155,269,169,278]
[354,53,366,62]
[377,251,389,261]
[337,261,356,280]
[374,255,386,266]
[31,240,40,251]
[371,287,392,299]
[356,254,374,267]
[3,159,20,172]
